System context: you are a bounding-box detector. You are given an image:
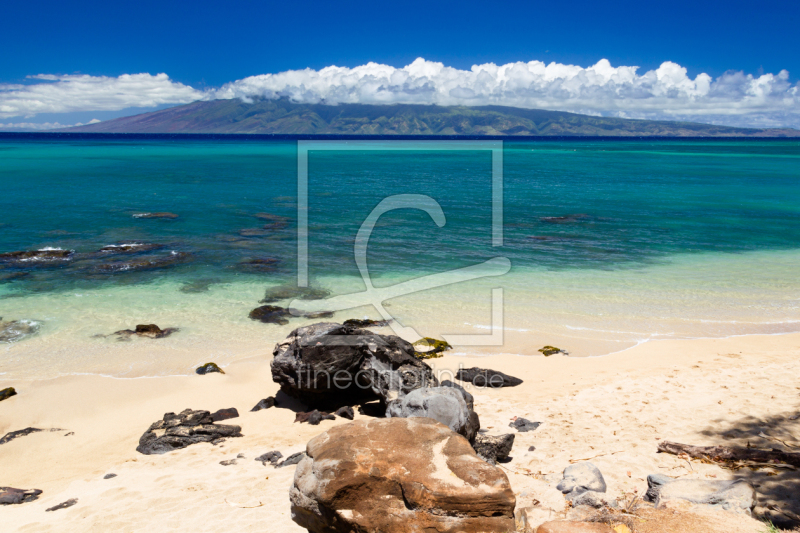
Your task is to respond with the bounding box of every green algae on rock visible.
[539,345,564,356]
[0,387,17,402]
[196,362,224,375]
[413,337,453,359]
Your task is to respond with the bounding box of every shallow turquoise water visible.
[1,137,799,378]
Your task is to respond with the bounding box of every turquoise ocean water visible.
[1,136,799,378]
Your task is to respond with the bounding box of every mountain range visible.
[66,99,800,137]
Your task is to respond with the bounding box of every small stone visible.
[103,474,117,480]
[334,406,355,420]
[46,498,78,512]
[275,452,306,468]
[295,410,335,425]
[250,397,276,411]
[195,362,224,375]
[219,459,237,466]
[528,445,536,452]
[0,387,17,402]
[538,345,564,356]
[210,407,239,422]
[509,418,541,432]
[255,451,283,465]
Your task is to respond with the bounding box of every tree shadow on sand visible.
[695,408,800,529]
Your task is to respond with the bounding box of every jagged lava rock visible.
[290,418,515,533]
[250,397,276,411]
[0,487,43,505]
[472,433,515,465]
[271,322,436,407]
[136,409,242,455]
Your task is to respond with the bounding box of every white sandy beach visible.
[2,331,800,532]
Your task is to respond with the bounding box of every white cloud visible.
[0,73,203,119]
[211,58,800,128]
[2,60,799,128]
[0,118,103,131]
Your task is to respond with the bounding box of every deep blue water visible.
[1,135,799,294]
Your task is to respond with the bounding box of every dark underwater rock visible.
[135,409,242,455]
[237,257,280,272]
[0,271,28,283]
[455,367,523,388]
[132,212,178,219]
[540,214,592,224]
[261,284,330,303]
[0,487,43,505]
[95,251,190,273]
[271,322,437,408]
[111,324,178,340]
[179,278,220,293]
[254,213,290,230]
[0,318,41,344]
[0,249,73,264]
[0,387,17,402]
[196,362,224,375]
[249,305,292,324]
[98,242,165,254]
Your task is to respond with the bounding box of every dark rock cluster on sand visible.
[136,409,242,455]
[509,417,541,432]
[271,322,437,408]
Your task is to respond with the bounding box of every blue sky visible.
[2,0,799,129]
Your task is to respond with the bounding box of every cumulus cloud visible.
[2,60,799,128]
[0,73,203,119]
[211,58,800,128]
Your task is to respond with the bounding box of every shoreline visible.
[2,330,800,531]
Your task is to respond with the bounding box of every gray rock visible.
[46,498,77,511]
[103,474,117,480]
[509,418,541,432]
[251,397,276,411]
[455,367,522,388]
[271,322,436,407]
[135,409,242,455]
[276,452,306,468]
[0,487,42,505]
[440,380,474,410]
[643,474,756,514]
[256,451,283,465]
[557,462,607,496]
[386,386,479,442]
[295,410,336,425]
[219,459,237,466]
[334,406,355,420]
[195,362,224,375]
[472,433,515,465]
[566,490,617,508]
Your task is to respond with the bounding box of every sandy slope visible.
[2,332,800,532]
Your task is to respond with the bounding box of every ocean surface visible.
[1,135,799,379]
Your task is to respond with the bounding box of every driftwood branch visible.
[657,440,800,469]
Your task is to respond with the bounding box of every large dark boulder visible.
[136,409,242,455]
[271,322,437,408]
